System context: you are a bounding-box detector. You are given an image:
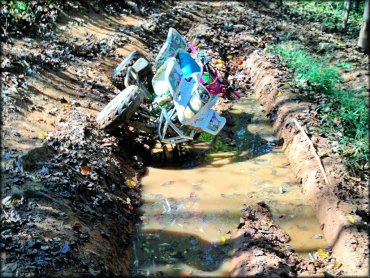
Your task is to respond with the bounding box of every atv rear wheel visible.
[96,85,144,131]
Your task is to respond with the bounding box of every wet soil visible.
[132,95,328,276]
[1,0,368,277]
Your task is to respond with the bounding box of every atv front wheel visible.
[96,85,144,131]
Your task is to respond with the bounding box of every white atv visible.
[96,28,233,144]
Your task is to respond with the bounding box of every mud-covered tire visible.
[96,85,144,131]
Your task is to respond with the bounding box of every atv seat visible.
[176,50,201,78]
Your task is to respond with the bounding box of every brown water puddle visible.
[132,96,327,276]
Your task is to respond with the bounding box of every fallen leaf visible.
[39,133,47,140]
[125,179,136,188]
[347,214,355,224]
[330,261,342,269]
[72,222,82,230]
[276,91,283,97]
[80,165,91,176]
[214,59,224,68]
[316,248,329,259]
[348,176,360,182]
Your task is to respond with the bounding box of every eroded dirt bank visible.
[245,51,369,275]
[1,109,152,276]
[1,0,369,277]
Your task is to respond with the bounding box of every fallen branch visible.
[292,118,330,186]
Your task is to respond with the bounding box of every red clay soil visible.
[244,50,369,276]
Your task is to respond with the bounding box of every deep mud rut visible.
[132,95,327,276]
[1,1,368,277]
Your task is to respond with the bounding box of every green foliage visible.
[285,1,365,32]
[0,0,59,36]
[196,133,232,152]
[269,41,369,172]
[272,41,340,92]
[10,1,29,13]
[196,132,214,143]
[213,137,233,152]
[7,1,32,22]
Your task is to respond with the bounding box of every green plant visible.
[196,132,214,143]
[285,1,365,32]
[334,62,353,69]
[196,132,233,153]
[268,41,369,172]
[9,1,29,13]
[0,0,59,36]
[271,41,340,92]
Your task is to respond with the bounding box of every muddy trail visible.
[1,1,368,277]
[133,94,327,276]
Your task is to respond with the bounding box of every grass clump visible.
[196,132,214,143]
[269,41,368,172]
[196,132,233,152]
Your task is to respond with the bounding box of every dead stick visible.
[292,118,330,186]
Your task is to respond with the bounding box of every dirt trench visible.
[1,1,368,277]
[245,51,369,276]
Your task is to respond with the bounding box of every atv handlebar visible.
[187,43,240,99]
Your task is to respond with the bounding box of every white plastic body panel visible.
[155,28,187,69]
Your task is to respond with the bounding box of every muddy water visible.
[131,96,327,276]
